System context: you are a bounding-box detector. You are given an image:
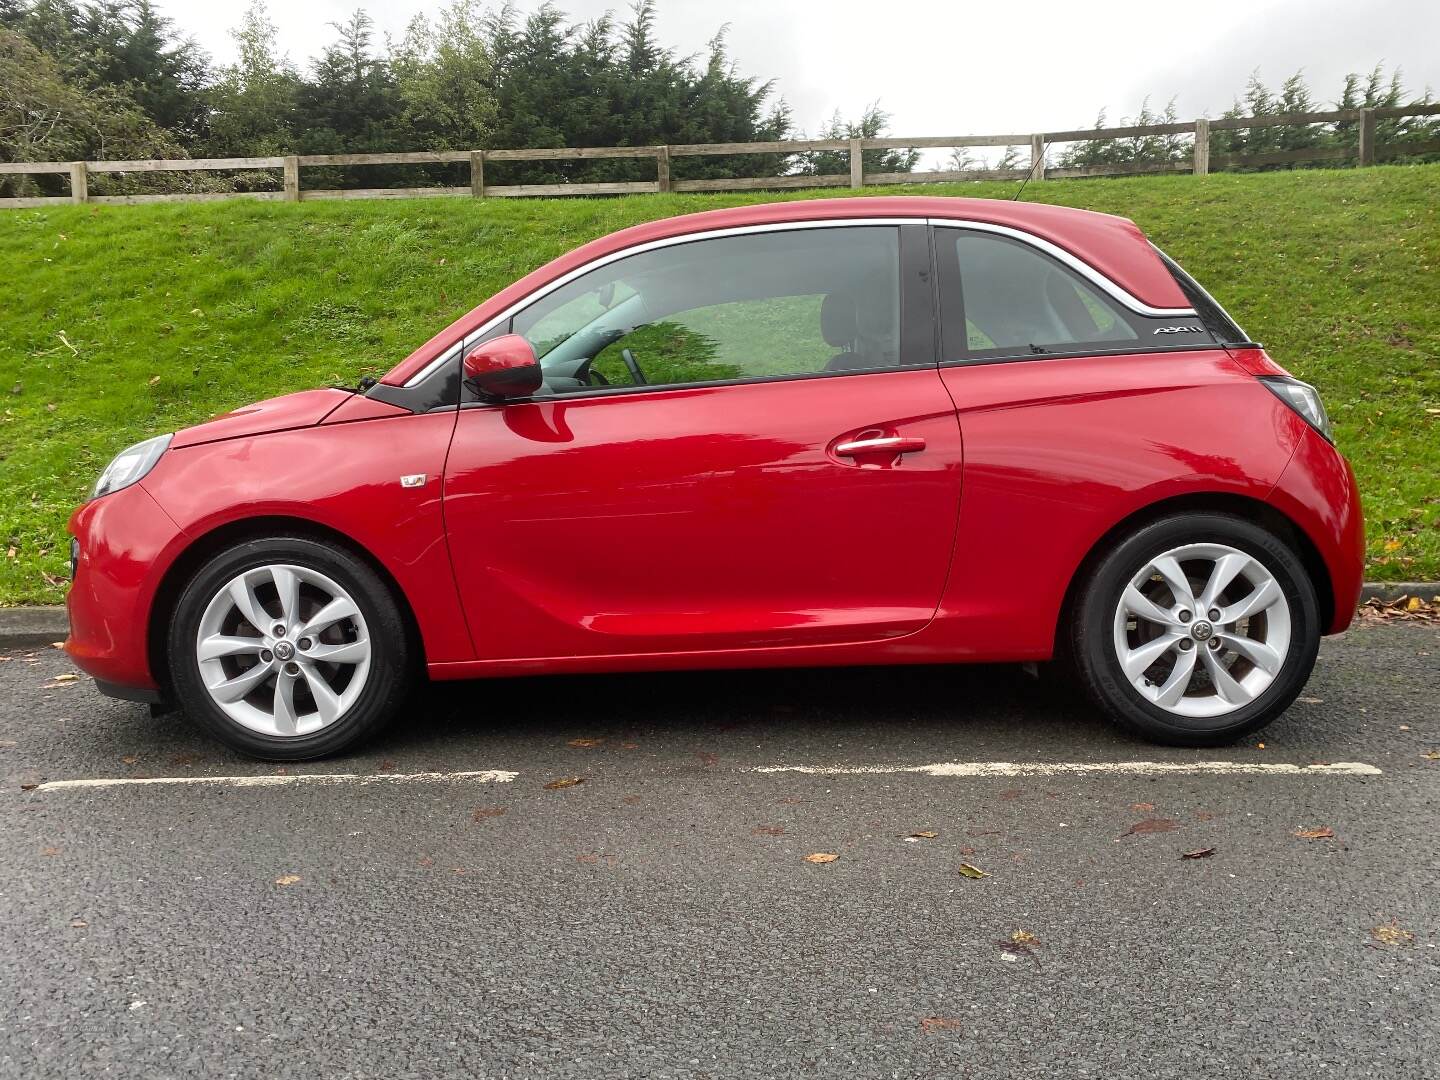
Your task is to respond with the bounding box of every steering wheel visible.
[621,348,648,385]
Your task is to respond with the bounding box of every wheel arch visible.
[1053,491,1335,657]
[147,515,426,696]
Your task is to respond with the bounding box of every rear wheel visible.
[168,536,411,760]
[1069,513,1320,746]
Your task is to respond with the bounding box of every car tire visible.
[168,536,411,761]
[1069,512,1321,747]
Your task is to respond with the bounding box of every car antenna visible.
[1012,136,1052,201]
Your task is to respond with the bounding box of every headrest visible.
[820,292,857,348]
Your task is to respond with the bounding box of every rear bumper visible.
[64,482,186,693]
[1268,426,1365,634]
[94,679,167,704]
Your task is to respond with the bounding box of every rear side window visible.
[936,228,1216,362]
[1152,246,1249,345]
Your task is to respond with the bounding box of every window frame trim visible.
[408,213,1203,394]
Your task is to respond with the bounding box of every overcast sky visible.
[157,0,1440,145]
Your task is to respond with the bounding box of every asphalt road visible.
[2,623,1437,1079]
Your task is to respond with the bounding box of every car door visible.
[930,223,1246,656]
[441,222,963,661]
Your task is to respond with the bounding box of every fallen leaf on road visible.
[543,777,586,790]
[1009,930,1039,946]
[1293,827,1335,839]
[274,874,301,886]
[804,853,839,864]
[752,825,784,836]
[1181,847,1217,860]
[907,831,939,839]
[50,672,78,683]
[1122,818,1180,837]
[567,738,604,748]
[1422,751,1440,761]
[920,1017,962,1034]
[957,863,989,879]
[1370,922,1414,947]
[472,806,506,821]
[1131,802,1156,812]
[121,755,138,766]
[69,918,87,929]
[41,847,60,857]
[418,856,434,867]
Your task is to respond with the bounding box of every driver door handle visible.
[834,435,927,457]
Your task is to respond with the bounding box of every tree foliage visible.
[1061,66,1439,172]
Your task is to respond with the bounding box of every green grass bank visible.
[2,165,1438,604]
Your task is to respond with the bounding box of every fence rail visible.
[3,103,1438,209]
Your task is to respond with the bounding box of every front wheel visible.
[1069,513,1321,747]
[168,536,412,760]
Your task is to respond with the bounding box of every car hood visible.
[170,388,353,449]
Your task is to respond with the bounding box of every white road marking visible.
[750,760,1382,777]
[32,769,518,792]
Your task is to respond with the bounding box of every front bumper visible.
[65,482,187,693]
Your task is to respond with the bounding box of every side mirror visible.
[463,334,542,400]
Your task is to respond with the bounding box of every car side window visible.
[936,228,1214,361]
[509,226,904,394]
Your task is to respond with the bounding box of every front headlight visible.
[92,434,172,500]
[1259,377,1333,443]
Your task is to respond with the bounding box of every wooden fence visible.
[3,103,1438,209]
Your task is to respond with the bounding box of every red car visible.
[64,196,1363,759]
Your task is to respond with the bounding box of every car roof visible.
[381,195,1185,387]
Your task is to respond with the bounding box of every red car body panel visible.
[63,197,1364,700]
[442,369,963,662]
[170,388,351,448]
[67,410,470,690]
[1269,425,1366,633]
[66,483,186,689]
[928,349,1314,658]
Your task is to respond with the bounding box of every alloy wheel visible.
[1111,542,1291,719]
[194,563,372,737]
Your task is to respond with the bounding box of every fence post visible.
[470,150,486,197]
[656,146,671,192]
[1358,108,1377,166]
[849,137,863,188]
[1029,134,1046,180]
[1193,118,1210,176]
[68,162,89,204]
[283,155,300,202]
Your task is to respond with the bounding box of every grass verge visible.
[2,165,1437,603]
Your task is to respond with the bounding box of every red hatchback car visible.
[65,196,1363,759]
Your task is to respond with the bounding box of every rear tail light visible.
[1259,377,1333,443]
